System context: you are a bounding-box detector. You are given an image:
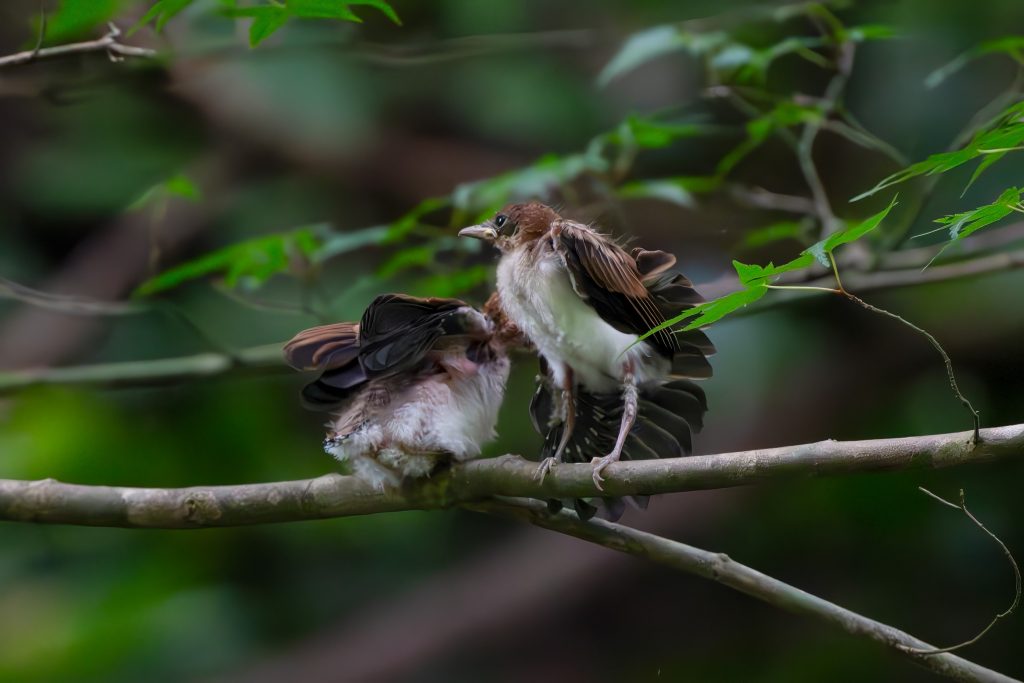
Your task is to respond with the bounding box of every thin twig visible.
[903,488,1021,655]
[0,22,156,68]
[840,290,981,441]
[471,497,1019,683]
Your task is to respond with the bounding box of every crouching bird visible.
[283,294,512,489]
[459,202,713,489]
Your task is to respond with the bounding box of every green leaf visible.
[738,220,806,249]
[248,6,289,47]
[717,101,821,177]
[926,36,1024,89]
[732,253,815,286]
[617,176,718,208]
[288,0,360,21]
[933,187,1020,243]
[314,225,390,262]
[412,265,492,298]
[679,285,769,331]
[599,26,729,86]
[42,0,124,44]
[128,173,201,211]
[615,115,712,149]
[345,0,401,24]
[376,246,436,279]
[853,101,1024,200]
[453,150,608,215]
[131,0,194,34]
[817,195,898,254]
[135,228,320,296]
[843,24,897,43]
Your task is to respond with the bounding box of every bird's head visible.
[458,202,559,252]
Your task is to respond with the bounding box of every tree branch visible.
[1,423,1020,528]
[0,23,156,68]
[472,497,1019,683]
[0,344,282,393]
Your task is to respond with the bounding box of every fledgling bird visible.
[283,293,512,489]
[460,202,713,489]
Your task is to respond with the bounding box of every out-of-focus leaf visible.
[376,246,436,279]
[131,0,194,34]
[135,228,321,296]
[412,265,493,298]
[128,173,201,212]
[618,176,719,207]
[384,197,450,243]
[598,26,729,86]
[42,0,125,44]
[611,115,714,149]
[248,6,289,46]
[712,36,828,85]
[314,226,390,262]
[738,220,807,249]
[843,24,897,43]
[853,101,1024,200]
[926,36,1024,89]
[453,149,608,216]
[717,101,821,177]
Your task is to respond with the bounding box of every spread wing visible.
[284,293,478,411]
[553,220,678,354]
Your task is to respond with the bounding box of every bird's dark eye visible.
[494,214,507,228]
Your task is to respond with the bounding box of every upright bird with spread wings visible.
[460,203,713,489]
[283,294,512,488]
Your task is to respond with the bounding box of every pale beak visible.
[458,225,498,241]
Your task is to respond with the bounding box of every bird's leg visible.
[591,369,638,490]
[536,367,575,482]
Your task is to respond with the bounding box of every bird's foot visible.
[535,457,557,482]
[590,454,619,491]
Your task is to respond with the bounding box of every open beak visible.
[458,225,497,241]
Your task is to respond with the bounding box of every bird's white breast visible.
[497,246,667,392]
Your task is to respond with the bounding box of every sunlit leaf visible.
[933,187,1020,243]
[853,101,1024,200]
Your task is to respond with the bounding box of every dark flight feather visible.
[284,294,477,412]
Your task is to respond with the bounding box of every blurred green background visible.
[1,0,1023,681]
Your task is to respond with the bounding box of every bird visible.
[283,293,512,489]
[459,202,713,490]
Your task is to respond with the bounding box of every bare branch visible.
[472,497,1020,683]
[0,423,1020,528]
[0,23,156,69]
[0,344,282,393]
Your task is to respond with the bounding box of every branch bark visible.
[0,23,156,68]
[1,424,1020,528]
[474,497,1019,683]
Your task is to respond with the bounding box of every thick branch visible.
[473,498,1018,683]
[1,424,1020,528]
[0,24,156,68]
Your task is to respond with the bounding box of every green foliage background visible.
[1,0,1023,681]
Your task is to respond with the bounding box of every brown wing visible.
[553,220,677,354]
[283,322,360,371]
